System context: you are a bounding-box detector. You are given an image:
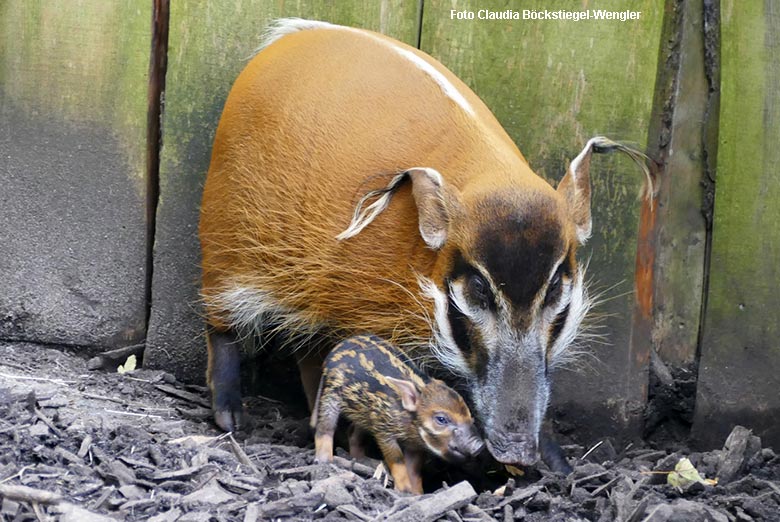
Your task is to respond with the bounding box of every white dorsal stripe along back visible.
[257,18,475,116]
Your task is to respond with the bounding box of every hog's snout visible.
[485,430,539,466]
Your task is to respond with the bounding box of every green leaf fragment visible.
[667,457,718,489]
[117,354,137,374]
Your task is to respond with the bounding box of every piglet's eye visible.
[434,415,451,426]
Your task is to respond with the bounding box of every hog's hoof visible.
[214,408,243,433]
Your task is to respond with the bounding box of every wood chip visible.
[54,446,82,464]
[332,455,379,479]
[0,484,62,505]
[243,503,260,522]
[54,502,116,522]
[491,485,541,511]
[151,465,205,481]
[589,476,620,497]
[86,344,145,371]
[228,434,261,475]
[148,508,183,522]
[181,479,235,505]
[337,504,372,521]
[92,486,116,510]
[154,384,211,409]
[117,455,156,470]
[33,408,63,437]
[377,481,478,522]
[118,498,156,511]
[77,435,92,459]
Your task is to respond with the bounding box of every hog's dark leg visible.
[313,389,340,463]
[403,448,425,494]
[540,431,572,474]
[297,350,325,412]
[348,425,368,459]
[377,439,412,493]
[207,329,243,432]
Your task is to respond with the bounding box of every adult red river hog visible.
[199,19,652,467]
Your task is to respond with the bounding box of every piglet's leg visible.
[403,448,424,494]
[377,439,413,493]
[313,391,340,463]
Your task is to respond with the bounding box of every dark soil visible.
[1,341,779,521]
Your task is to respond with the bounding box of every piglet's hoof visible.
[214,408,243,433]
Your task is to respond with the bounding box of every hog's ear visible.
[336,167,462,250]
[386,377,420,412]
[558,140,595,244]
[558,136,655,245]
[406,167,453,250]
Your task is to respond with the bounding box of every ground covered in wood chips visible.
[1,341,779,521]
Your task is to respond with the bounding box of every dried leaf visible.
[117,355,137,374]
[505,465,525,477]
[667,457,718,490]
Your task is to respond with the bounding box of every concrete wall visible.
[0,1,150,348]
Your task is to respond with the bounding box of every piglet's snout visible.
[451,426,485,457]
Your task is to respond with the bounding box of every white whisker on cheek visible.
[418,277,470,376]
[549,268,592,369]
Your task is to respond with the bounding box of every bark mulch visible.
[1,341,778,521]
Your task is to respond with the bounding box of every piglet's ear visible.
[386,377,420,412]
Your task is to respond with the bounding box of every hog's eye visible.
[469,274,491,309]
[434,414,451,426]
[544,268,564,307]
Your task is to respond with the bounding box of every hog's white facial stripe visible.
[449,281,490,327]
[549,268,590,367]
[418,277,470,376]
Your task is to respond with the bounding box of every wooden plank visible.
[649,0,710,369]
[693,0,780,449]
[145,1,420,382]
[421,0,665,442]
[0,0,150,348]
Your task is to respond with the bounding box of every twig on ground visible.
[0,484,63,505]
[580,440,604,462]
[154,384,211,409]
[0,465,33,485]
[86,344,145,371]
[0,361,28,371]
[34,408,63,437]
[104,409,163,419]
[228,433,262,475]
[0,372,76,385]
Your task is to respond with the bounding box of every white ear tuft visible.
[336,167,453,250]
[559,137,655,245]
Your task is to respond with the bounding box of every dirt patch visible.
[1,342,779,521]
